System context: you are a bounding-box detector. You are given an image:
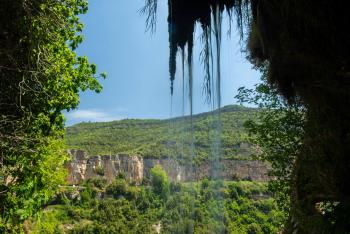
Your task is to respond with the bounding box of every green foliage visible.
[235,64,305,216]
[0,0,104,231]
[94,166,105,176]
[28,205,69,234]
[0,138,68,232]
[66,105,257,162]
[106,178,138,200]
[150,165,170,201]
[29,180,284,234]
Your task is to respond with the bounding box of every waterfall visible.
[167,3,225,232]
[210,5,225,232]
[180,48,185,160]
[211,4,223,180]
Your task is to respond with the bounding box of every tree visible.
[235,64,305,217]
[150,165,170,201]
[0,0,104,231]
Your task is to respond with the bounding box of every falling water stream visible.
[168,5,225,233]
[209,5,225,232]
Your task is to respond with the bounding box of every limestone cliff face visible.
[66,150,269,184]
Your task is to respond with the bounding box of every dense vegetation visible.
[0,0,104,232]
[66,105,257,162]
[236,65,305,214]
[28,167,285,234]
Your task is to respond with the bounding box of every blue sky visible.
[65,0,260,126]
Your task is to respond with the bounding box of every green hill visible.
[66,105,258,162]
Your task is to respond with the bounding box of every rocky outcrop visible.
[66,149,270,185]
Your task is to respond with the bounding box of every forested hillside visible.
[66,105,258,161]
[28,173,284,233]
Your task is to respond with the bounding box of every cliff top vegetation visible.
[66,105,258,162]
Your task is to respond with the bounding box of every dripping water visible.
[187,42,196,234]
[210,26,215,111]
[180,48,186,162]
[214,5,222,110]
[167,5,226,232]
[211,4,223,179]
[181,48,185,118]
[180,46,186,188]
[209,5,225,232]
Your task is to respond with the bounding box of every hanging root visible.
[213,4,223,109]
[142,0,251,97]
[181,48,185,116]
[140,0,158,33]
[187,34,194,117]
[169,41,177,95]
[200,25,212,103]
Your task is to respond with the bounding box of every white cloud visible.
[66,109,126,123]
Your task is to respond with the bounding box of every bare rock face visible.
[66,150,144,184]
[66,150,270,185]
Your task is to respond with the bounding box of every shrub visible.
[150,165,170,201]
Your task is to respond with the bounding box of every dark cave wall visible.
[243,0,350,232]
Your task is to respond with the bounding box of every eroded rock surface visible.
[66,149,269,184]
